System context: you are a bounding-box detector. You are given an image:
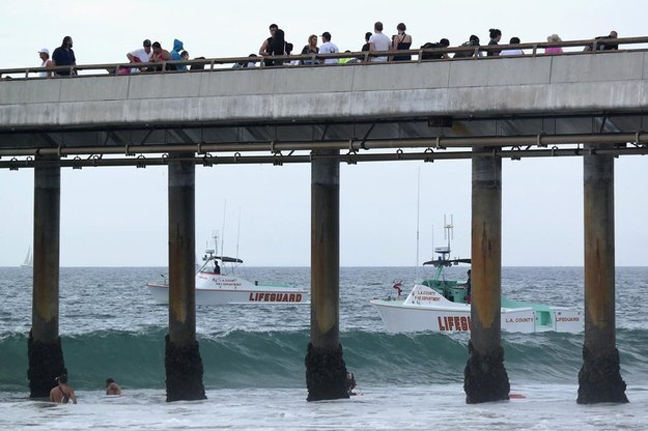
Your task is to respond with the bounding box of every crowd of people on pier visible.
[28,23,621,78]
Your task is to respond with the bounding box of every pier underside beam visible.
[464,146,509,404]
[578,144,628,404]
[28,154,65,398]
[306,150,348,402]
[165,153,206,402]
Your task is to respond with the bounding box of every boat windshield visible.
[198,253,243,275]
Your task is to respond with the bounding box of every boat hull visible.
[147,271,309,306]
[370,284,582,334]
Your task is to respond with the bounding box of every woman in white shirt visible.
[37,48,53,78]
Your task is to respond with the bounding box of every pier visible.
[2,36,646,403]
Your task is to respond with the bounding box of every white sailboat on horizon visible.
[20,246,33,268]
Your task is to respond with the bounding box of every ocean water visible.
[1,266,647,430]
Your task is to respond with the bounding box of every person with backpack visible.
[453,35,482,58]
[420,38,450,60]
[594,30,619,51]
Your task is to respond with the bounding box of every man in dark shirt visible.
[52,36,76,76]
[259,23,278,66]
[596,30,619,51]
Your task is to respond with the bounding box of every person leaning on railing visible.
[147,41,171,72]
[301,34,319,65]
[545,34,563,54]
[453,35,482,58]
[596,30,619,51]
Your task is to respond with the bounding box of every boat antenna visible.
[220,199,227,258]
[443,214,454,257]
[431,223,434,260]
[415,168,421,280]
[235,207,242,260]
[211,230,219,255]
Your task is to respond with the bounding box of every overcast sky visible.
[0,0,646,267]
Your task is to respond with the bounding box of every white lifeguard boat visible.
[147,248,309,306]
[370,220,582,334]
[370,278,582,334]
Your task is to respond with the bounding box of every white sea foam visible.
[1,385,647,430]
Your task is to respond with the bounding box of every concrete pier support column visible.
[578,144,627,404]
[306,150,348,401]
[28,155,65,398]
[464,147,509,404]
[165,153,206,402]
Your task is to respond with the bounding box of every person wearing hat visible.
[125,39,153,74]
[49,374,77,404]
[37,48,53,78]
[319,32,339,64]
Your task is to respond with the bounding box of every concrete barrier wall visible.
[0,51,647,129]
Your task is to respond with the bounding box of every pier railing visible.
[1,36,648,80]
[2,35,648,169]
